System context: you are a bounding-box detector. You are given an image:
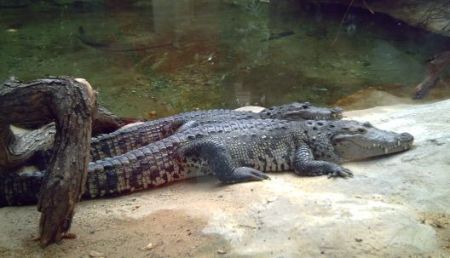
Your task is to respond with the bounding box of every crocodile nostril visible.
[333,107,343,113]
[331,107,343,119]
[400,132,414,141]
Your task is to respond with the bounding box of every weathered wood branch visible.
[0,77,96,246]
[0,123,56,170]
[307,0,450,37]
[0,78,140,170]
[92,106,140,136]
[413,51,450,99]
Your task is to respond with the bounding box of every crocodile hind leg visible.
[293,143,353,178]
[178,139,270,184]
[0,170,43,206]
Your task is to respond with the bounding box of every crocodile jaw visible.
[332,131,414,161]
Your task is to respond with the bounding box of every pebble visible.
[266,197,277,203]
[89,250,105,257]
[217,249,227,254]
[143,242,153,250]
[148,111,157,118]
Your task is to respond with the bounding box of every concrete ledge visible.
[1,101,449,257]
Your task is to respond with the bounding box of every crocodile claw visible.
[222,167,270,184]
[235,167,270,180]
[328,167,353,179]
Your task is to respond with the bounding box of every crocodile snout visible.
[332,107,343,119]
[400,132,414,143]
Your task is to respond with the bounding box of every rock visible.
[89,251,105,257]
[202,100,450,257]
[234,106,265,113]
[143,242,153,250]
[148,111,158,119]
[309,0,450,37]
[334,87,415,110]
[1,100,450,257]
[217,249,227,254]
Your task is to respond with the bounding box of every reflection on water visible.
[1,0,449,118]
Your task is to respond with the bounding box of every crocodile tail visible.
[0,171,43,207]
[84,139,182,198]
[90,117,183,161]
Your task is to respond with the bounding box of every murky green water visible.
[1,0,449,118]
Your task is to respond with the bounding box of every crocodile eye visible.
[302,105,309,109]
[363,122,372,127]
[357,128,367,133]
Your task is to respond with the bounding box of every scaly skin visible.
[0,119,413,206]
[89,102,342,160]
[15,102,341,164]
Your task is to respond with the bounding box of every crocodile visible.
[3,101,342,170]
[89,102,342,160]
[0,119,413,206]
[37,101,342,161]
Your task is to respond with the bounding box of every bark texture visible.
[92,106,140,136]
[309,0,450,37]
[0,79,139,170]
[413,51,450,99]
[0,77,96,246]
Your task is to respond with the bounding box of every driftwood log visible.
[413,51,450,99]
[0,77,96,246]
[92,106,139,136]
[0,79,139,170]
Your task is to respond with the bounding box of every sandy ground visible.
[1,100,450,258]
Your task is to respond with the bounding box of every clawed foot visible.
[327,167,353,178]
[221,167,270,184]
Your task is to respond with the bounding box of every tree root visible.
[0,77,95,247]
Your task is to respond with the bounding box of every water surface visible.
[1,0,449,118]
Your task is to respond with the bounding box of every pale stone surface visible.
[0,100,449,257]
[313,0,450,37]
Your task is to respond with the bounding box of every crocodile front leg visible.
[293,144,353,178]
[179,139,270,184]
